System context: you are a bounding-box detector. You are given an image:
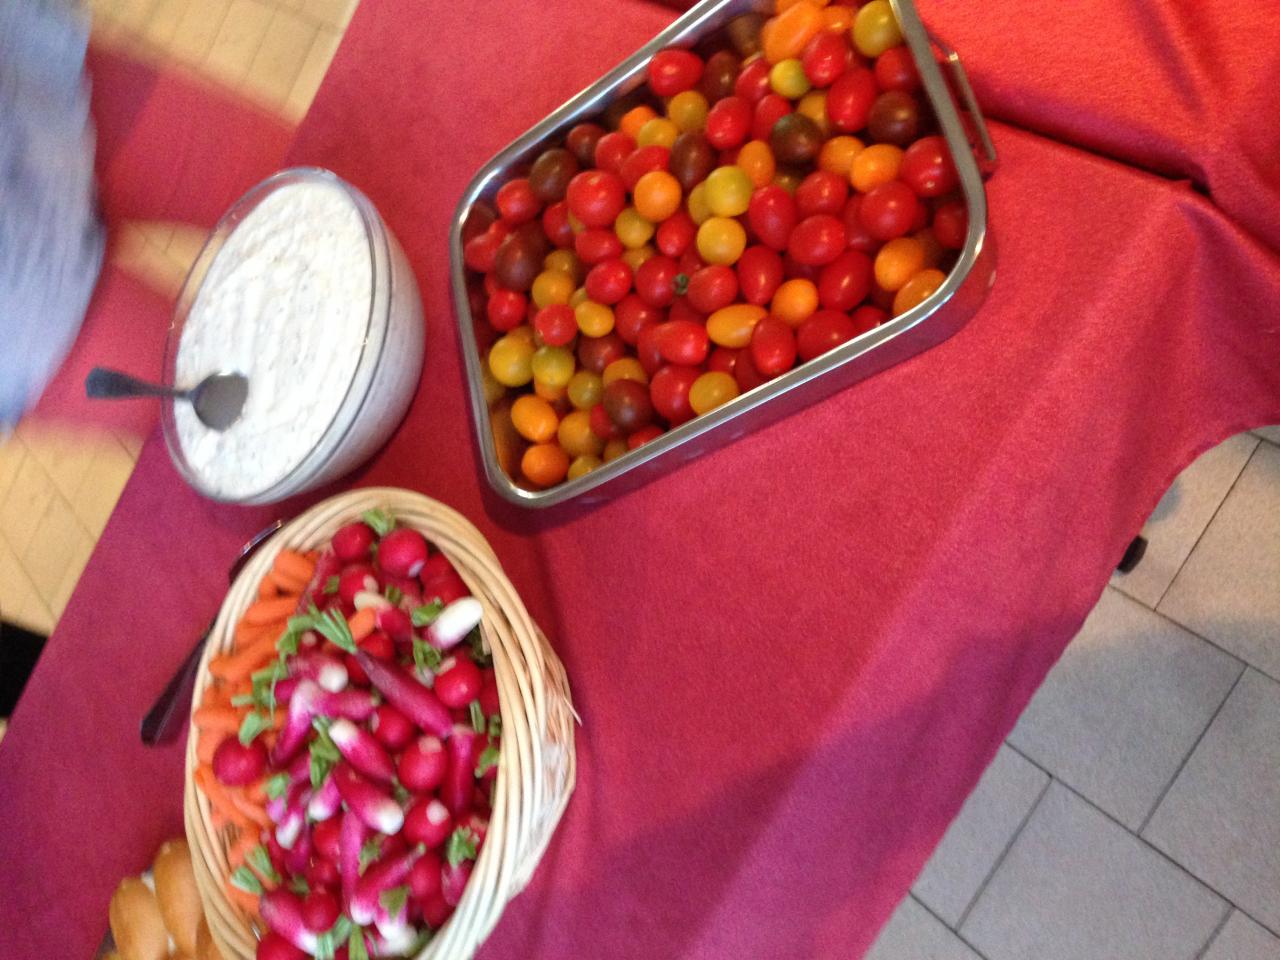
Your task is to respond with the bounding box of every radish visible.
[312,817,342,861]
[256,931,307,960]
[301,887,341,932]
[371,922,417,957]
[307,773,342,821]
[283,823,311,874]
[317,688,377,722]
[333,522,376,562]
[338,564,378,608]
[376,606,413,643]
[274,676,301,703]
[305,855,340,890]
[441,859,473,907]
[344,653,369,687]
[286,749,311,783]
[304,550,343,608]
[433,656,483,708]
[403,798,453,849]
[443,726,480,816]
[370,703,415,751]
[420,892,453,929]
[261,889,319,954]
[350,847,422,925]
[328,718,396,784]
[353,589,391,611]
[212,736,267,786]
[427,598,483,651]
[359,630,395,660]
[418,553,456,584]
[377,528,428,578]
[333,762,404,834]
[379,574,423,609]
[276,806,305,850]
[339,809,367,911]
[477,671,500,717]
[355,652,453,738]
[271,681,322,766]
[408,850,443,902]
[398,736,447,792]
[288,651,348,693]
[422,572,469,607]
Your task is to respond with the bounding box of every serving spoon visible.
[85,366,248,431]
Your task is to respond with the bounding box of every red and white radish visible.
[338,564,378,608]
[398,735,447,793]
[408,850,443,903]
[287,650,348,693]
[377,528,429,578]
[312,817,341,862]
[441,859,473,907]
[332,762,404,834]
[427,597,483,651]
[443,726,481,816]
[328,718,396,784]
[376,606,413,643]
[434,656,483,708]
[212,736,267,786]
[403,798,453,849]
[260,889,318,954]
[350,847,422,925]
[256,931,307,960]
[306,773,342,822]
[332,522,376,562]
[301,887,341,933]
[369,702,415,751]
[355,652,453,738]
[338,809,367,911]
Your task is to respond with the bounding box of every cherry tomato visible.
[705,96,753,150]
[510,395,557,443]
[892,267,946,315]
[602,357,648,386]
[705,166,754,218]
[761,0,824,63]
[752,93,792,143]
[701,50,741,103]
[873,236,926,291]
[818,135,864,177]
[544,248,584,282]
[670,132,716,193]
[463,221,511,273]
[788,214,847,266]
[628,425,665,448]
[770,113,823,166]
[687,265,739,314]
[734,344,769,392]
[870,280,896,311]
[816,249,872,311]
[747,184,799,251]
[488,334,534,387]
[542,202,575,249]
[558,409,604,457]
[568,455,602,480]
[797,309,859,361]
[593,132,636,176]
[534,304,578,347]
[669,90,710,133]
[850,143,903,192]
[603,438,629,461]
[575,228,624,265]
[587,401,620,441]
[825,67,876,133]
[795,170,850,218]
[668,296,704,326]
[771,277,820,327]
[750,316,798,377]
[638,117,680,149]
[521,443,569,487]
[567,171,626,229]
[851,304,889,333]
[657,319,711,367]
[634,255,680,308]
[496,178,541,225]
[575,300,615,338]
[653,213,694,260]
[867,91,921,147]
[875,46,920,93]
[737,245,786,305]
[584,259,632,305]
[706,303,766,349]
[801,30,850,88]
[530,344,575,388]
[696,217,748,265]
[821,4,852,33]
[567,122,605,167]
[841,195,878,253]
[687,181,713,225]
[528,149,579,204]
[860,180,919,241]
[796,90,831,138]
[614,294,662,346]
[603,378,655,432]
[853,0,903,57]
[619,146,670,191]
[769,59,811,100]
[531,269,574,308]
[688,370,740,415]
[567,369,603,409]
[615,208,655,250]
[486,289,527,331]
[734,57,772,104]
[577,332,626,373]
[932,199,968,249]
[910,199,930,232]
[900,136,958,198]
[619,104,658,140]
[636,323,666,375]
[494,224,549,291]
[708,347,739,375]
[649,49,704,97]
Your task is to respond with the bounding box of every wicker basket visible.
[183,488,577,960]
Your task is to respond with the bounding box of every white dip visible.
[174,180,373,499]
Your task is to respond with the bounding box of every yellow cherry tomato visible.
[615,207,656,249]
[769,59,811,99]
[567,454,603,481]
[850,143,904,192]
[507,324,536,347]
[620,105,657,140]
[852,0,903,58]
[688,371,740,415]
[531,269,574,309]
[771,278,819,326]
[893,268,947,315]
[736,140,776,189]
[797,90,830,136]
[510,394,559,443]
[557,409,604,458]
[569,286,590,307]
[602,357,649,386]
[521,443,570,487]
[479,363,505,406]
[705,166,754,218]
[687,181,713,224]
[567,370,603,410]
[696,216,748,265]
[667,90,709,132]
[818,135,864,177]
[603,437,628,462]
[634,170,683,223]
[488,335,534,387]
[575,300,615,337]
[638,116,679,149]
[543,248,583,283]
[621,245,656,271]
[530,344,575,388]
[706,304,767,348]
[874,237,926,291]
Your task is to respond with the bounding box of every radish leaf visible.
[379,884,409,917]
[476,745,500,777]
[445,827,479,868]
[413,637,443,673]
[238,711,269,746]
[411,601,443,628]
[348,929,370,960]
[467,627,492,667]
[230,866,262,895]
[288,874,310,896]
[470,701,485,733]
[323,575,340,595]
[385,584,403,606]
[361,509,396,538]
[247,845,281,885]
[265,772,290,801]
[358,836,382,874]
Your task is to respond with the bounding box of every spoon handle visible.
[85,367,183,400]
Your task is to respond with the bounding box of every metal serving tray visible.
[450,0,997,509]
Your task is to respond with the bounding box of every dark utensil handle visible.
[139,627,210,745]
[86,367,181,400]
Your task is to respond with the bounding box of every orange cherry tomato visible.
[771,277,819,326]
[762,2,825,65]
[736,140,777,189]
[534,380,569,403]
[818,135,864,176]
[511,395,559,443]
[620,105,658,140]
[557,409,605,458]
[892,268,947,315]
[602,357,649,386]
[850,143,904,192]
[873,236,926,291]
[688,371,740,415]
[707,304,767,348]
[821,5,852,33]
[776,0,830,10]
[634,171,683,222]
[521,443,570,487]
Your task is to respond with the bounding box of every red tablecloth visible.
[3,3,1279,959]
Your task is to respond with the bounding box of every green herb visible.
[348,929,370,960]
[411,601,443,628]
[358,836,383,874]
[265,772,291,801]
[288,874,311,896]
[229,866,263,895]
[230,693,254,707]
[314,916,353,960]
[476,745,501,778]
[444,826,479,868]
[361,508,396,538]
[247,845,281,885]
[238,711,269,746]
[379,884,410,919]
[407,929,433,952]
[313,606,356,654]
[314,931,336,960]
[470,701,486,733]
[412,637,443,674]
[330,916,354,944]
[488,714,502,738]
[310,717,341,788]
[322,575,341,596]
[392,781,412,806]
[467,627,492,668]
[250,659,287,712]
[384,584,403,606]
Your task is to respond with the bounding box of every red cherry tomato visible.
[783,253,822,282]
[874,46,921,93]
[910,199,930,232]
[686,265,739,314]
[577,332,627,373]
[589,402,620,439]
[734,345,768,392]
[801,30,851,88]
[900,136,958,197]
[796,170,850,218]
[851,304,889,333]
[826,67,877,133]
[567,171,627,229]
[542,202,574,249]
[534,304,578,347]
[614,294,662,346]
[628,424,665,448]
[575,228,624,265]
[486,289,526,331]
[676,248,705,279]
[752,93,792,142]
[567,122,606,166]
[649,49,704,97]
[707,346,739,375]
[585,259,633,305]
[859,181,920,241]
[747,184,799,251]
[657,319,710,366]
[932,199,968,249]
[636,323,665,375]
[495,178,541,225]
[842,194,878,253]
[620,145,672,191]
[463,221,511,273]
[668,296,704,327]
[734,57,772,104]
[593,131,637,175]
[705,97,753,150]
[788,214,848,266]
[635,255,681,308]
[736,245,785,305]
[649,364,701,424]
[796,309,859,361]
[817,249,873,311]
[657,211,697,257]
[750,316,798,378]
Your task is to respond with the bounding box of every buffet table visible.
[2,1,1278,958]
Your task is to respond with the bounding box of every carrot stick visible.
[197,728,219,765]
[226,879,260,917]
[270,569,309,595]
[195,766,252,831]
[348,607,377,642]
[193,704,243,735]
[257,576,279,601]
[243,594,301,626]
[245,779,269,806]
[229,788,272,829]
[209,634,279,682]
[273,549,317,585]
[234,620,279,650]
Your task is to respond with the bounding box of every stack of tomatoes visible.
[462,0,967,489]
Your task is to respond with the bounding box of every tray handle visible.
[928,30,998,178]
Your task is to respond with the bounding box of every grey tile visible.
[1159,442,1280,679]
[1008,589,1241,829]
[912,746,1048,926]
[865,897,983,960]
[1254,425,1280,446]
[1143,669,1280,933]
[1201,911,1280,960]
[1111,433,1257,608]
[962,783,1226,960]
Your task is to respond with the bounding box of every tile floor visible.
[871,429,1280,960]
[2,5,1278,958]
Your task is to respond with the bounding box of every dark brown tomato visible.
[700,50,742,102]
[529,148,579,204]
[727,13,764,57]
[867,91,921,147]
[566,123,605,167]
[493,224,548,292]
[770,113,823,166]
[669,132,717,192]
